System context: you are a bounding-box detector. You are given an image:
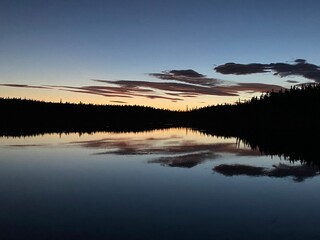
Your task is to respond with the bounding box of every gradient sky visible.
[1,0,320,109]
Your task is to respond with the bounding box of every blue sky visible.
[1,0,320,109]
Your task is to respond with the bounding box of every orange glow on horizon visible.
[0,86,243,110]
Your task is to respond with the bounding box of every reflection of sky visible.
[1,128,320,239]
[1,128,318,182]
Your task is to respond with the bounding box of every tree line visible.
[0,98,182,135]
[186,83,320,133]
[187,84,320,165]
[1,84,319,135]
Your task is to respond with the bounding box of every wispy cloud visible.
[57,84,184,101]
[90,70,282,100]
[286,80,300,84]
[3,144,51,148]
[94,79,237,97]
[1,67,284,104]
[214,59,320,83]
[110,100,128,104]
[0,84,52,89]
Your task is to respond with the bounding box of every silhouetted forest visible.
[186,84,320,133]
[187,84,320,165]
[1,84,319,164]
[0,99,182,135]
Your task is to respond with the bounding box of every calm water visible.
[0,128,319,240]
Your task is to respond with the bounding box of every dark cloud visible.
[110,100,128,104]
[151,69,206,79]
[0,84,51,89]
[294,59,306,64]
[214,163,319,182]
[149,69,221,86]
[214,63,267,75]
[286,80,300,84]
[214,59,320,83]
[4,144,51,148]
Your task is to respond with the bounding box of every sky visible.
[1,0,320,110]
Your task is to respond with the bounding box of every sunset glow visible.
[1,0,319,109]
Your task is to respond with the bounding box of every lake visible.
[0,128,319,240]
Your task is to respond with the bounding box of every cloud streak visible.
[214,59,320,83]
[58,84,184,101]
[1,67,284,104]
[90,72,282,101]
[0,84,52,89]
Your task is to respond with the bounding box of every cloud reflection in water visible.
[69,133,320,181]
[214,164,320,182]
[69,135,261,168]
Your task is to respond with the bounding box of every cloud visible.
[221,82,283,94]
[214,59,320,83]
[1,68,284,104]
[213,163,319,182]
[86,68,281,101]
[286,80,300,84]
[94,79,238,97]
[4,144,51,148]
[0,84,51,89]
[53,84,184,101]
[214,63,267,75]
[110,100,128,104]
[149,69,222,86]
[151,69,206,79]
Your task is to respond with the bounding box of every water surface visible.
[0,128,319,239]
